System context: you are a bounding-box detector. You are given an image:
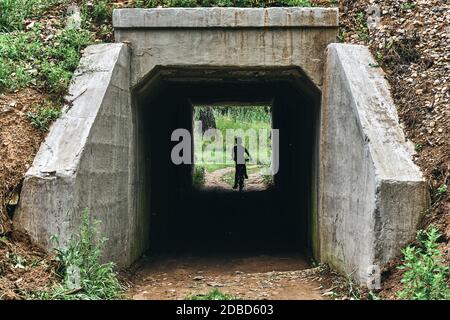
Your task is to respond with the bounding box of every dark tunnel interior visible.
[134,68,321,257]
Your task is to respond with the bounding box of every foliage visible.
[401,1,416,11]
[435,184,447,198]
[397,227,450,300]
[211,106,271,123]
[138,0,312,8]
[355,11,369,42]
[0,25,93,93]
[0,0,64,32]
[26,102,62,131]
[0,0,312,94]
[188,288,236,300]
[30,209,123,300]
[193,165,206,187]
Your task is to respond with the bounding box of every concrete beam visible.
[318,43,429,284]
[113,7,339,29]
[113,7,339,88]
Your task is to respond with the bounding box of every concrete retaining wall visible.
[318,43,429,283]
[13,44,139,267]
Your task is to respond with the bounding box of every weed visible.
[337,29,347,43]
[355,11,369,42]
[0,25,92,93]
[30,208,123,300]
[193,165,206,187]
[397,227,450,300]
[26,103,62,131]
[401,1,416,11]
[81,0,113,25]
[7,252,27,269]
[285,0,312,6]
[0,0,64,32]
[188,288,236,300]
[435,184,447,198]
[138,0,313,8]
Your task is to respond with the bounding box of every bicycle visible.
[236,158,250,192]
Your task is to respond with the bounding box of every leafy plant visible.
[0,0,36,32]
[193,165,206,187]
[401,1,416,11]
[397,227,450,300]
[81,0,113,25]
[0,0,63,32]
[30,208,123,300]
[0,24,92,93]
[355,11,369,42]
[26,103,62,131]
[188,288,236,300]
[138,0,313,8]
[435,184,447,198]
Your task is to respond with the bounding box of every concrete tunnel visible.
[134,68,321,254]
[13,8,428,284]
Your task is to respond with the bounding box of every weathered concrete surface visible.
[113,7,339,88]
[318,43,429,284]
[113,7,338,28]
[13,44,141,267]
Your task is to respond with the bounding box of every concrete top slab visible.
[113,7,339,29]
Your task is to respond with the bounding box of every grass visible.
[355,11,369,42]
[188,288,236,300]
[29,209,123,300]
[193,165,206,187]
[0,25,93,94]
[0,0,65,32]
[135,0,312,8]
[26,102,62,131]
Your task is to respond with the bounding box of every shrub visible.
[397,227,450,300]
[193,165,206,187]
[31,209,123,300]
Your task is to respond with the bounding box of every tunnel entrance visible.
[134,68,321,257]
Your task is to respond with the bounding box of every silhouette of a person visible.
[232,137,250,189]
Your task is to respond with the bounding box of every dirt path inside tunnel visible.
[202,166,269,192]
[126,255,327,300]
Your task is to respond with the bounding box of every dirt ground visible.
[202,166,270,192]
[0,231,57,300]
[127,254,327,300]
[0,89,48,234]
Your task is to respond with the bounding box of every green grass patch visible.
[136,0,312,8]
[0,25,93,93]
[26,101,62,131]
[397,227,450,300]
[193,165,206,187]
[0,0,64,32]
[188,288,236,300]
[29,208,123,300]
